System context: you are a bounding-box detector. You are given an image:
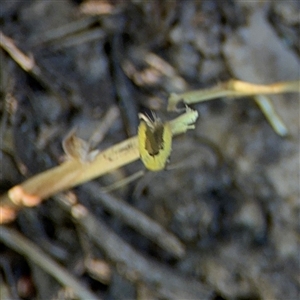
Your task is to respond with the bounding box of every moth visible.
[138,113,172,171]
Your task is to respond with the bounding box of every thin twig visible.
[55,194,213,300]
[168,79,299,136]
[88,105,120,148]
[49,28,106,50]
[0,256,20,299]
[254,95,289,136]
[82,182,185,258]
[99,170,144,193]
[0,226,100,300]
[0,31,74,110]
[168,79,300,111]
[28,16,100,47]
[0,31,34,72]
[110,34,139,136]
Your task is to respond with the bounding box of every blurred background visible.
[0,1,299,299]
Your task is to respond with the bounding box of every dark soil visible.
[1,1,299,299]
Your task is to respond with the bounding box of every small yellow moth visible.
[138,113,172,171]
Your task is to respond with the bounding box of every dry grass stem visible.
[0,108,198,222]
[168,80,299,111]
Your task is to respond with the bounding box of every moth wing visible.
[138,120,172,171]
